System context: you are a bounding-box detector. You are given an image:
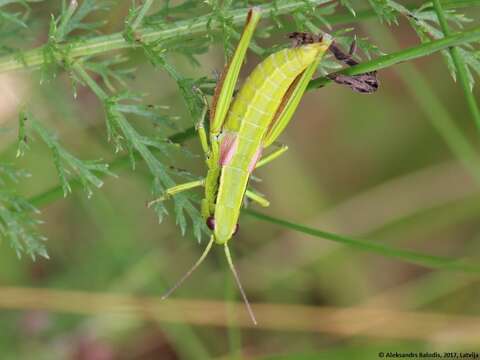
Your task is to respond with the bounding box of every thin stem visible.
[309,25,480,90]
[364,24,480,185]
[72,62,108,100]
[243,209,480,274]
[432,0,480,134]
[56,0,78,41]
[130,0,154,31]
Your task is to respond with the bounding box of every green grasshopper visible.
[152,8,377,324]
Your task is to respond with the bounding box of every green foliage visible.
[0,3,27,29]
[0,164,48,259]
[40,0,112,83]
[72,62,207,241]
[0,0,478,265]
[0,1,479,356]
[17,110,114,198]
[339,0,356,16]
[123,0,153,43]
[57,0,111,39]
[357,0,480,89]
[82,55,136,93]
[0,0,42,55]
[367,0,400,24]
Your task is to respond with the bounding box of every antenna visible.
[224,244,258,325]
[161,236,215,300]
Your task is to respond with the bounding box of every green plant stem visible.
[243,209,480,274]
[1,0,478,74]
[364,24,480,184]
[308,25,480,90]
[432,0,480,134]
[0,0,331,73]
[56,0,78,41]
[73,62,107,100]
[130,0,154,30]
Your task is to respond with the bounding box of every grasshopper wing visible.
[210,8,262,136]
[263,35,332,148]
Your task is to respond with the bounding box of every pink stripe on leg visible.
[248,147,263,173]
[219,132,238,166]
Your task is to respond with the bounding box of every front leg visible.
[196,108,210,156]
[147,179,204,207]
[255,144,288,169]
[193,87,211,157]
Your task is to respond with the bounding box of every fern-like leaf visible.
[17,110,115,198]
[0,164,48,260]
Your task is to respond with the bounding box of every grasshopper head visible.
[206,216,239,245]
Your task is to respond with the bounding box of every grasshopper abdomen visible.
[213,42,330,244]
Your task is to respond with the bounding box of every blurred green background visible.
[0,1,480,359]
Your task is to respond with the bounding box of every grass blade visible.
[244,209,480,274]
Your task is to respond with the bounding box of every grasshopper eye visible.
[206,216,215,230]
[233,223,239,236]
